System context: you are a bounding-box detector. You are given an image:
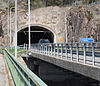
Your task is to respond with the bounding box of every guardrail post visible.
[87,43,89,51]
[39,44,40,53]
[83,43,86,64]
[51,44,53,56]
[61,44,63,58]
[54,44,56,56]
[40,45,41,53]
[42,44,44,53]
[66,44,68,59]
[57,44,59,57]
[70,43,73,61]
[47,45,48,55]
[48,44,50,55]
[76,43,79,62]
[43,44,45,54]
[43,44,45,53]
[26,44,27,50]
[42,45,43,53]
[46,45,47,55]
[92,43,95,66]
[24,43,25,49]
[40,45,42,53]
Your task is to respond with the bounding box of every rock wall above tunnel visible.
[8,6,70,45]
[1,5,100,46]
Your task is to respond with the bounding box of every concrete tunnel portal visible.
[17,26,54,45]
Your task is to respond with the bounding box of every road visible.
[0,54,13,86]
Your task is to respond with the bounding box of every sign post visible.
[28,0,31,50]
[15,0,17,58]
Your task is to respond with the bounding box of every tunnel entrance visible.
[17,26,54,45]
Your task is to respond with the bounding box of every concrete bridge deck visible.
[27,50,100,81]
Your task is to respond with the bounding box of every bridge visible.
[24,42,100,81]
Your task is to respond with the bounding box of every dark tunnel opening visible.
[17,26,54,45]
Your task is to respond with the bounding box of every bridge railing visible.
[30,42,100,66]
[8,44,28,51]
[18,44,28,50]
[3,49,48,86]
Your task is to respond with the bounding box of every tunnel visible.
[17,26,54,45]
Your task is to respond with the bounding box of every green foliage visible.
[29,0,100,8]
[22,0,100,10]
[47,0,63,6]
[29,0,44,9]
[82,0,99,4]
[1,48,5,50]
[55,0,64,6]
[29,0,64,8]
[9,48,27,55]
[88,12,93,21]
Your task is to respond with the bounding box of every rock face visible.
[66,6,100,42]
[0,0,8,8]
[2,6,70,46]
[0,5,100,46]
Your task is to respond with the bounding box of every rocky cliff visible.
[0,4,100,45]
[66,5,100,42]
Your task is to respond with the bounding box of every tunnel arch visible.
[17,25,55,45]
[18,24,55,35]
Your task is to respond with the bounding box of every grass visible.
[9,48,27,56]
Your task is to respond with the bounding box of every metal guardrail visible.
[18,44,28,50]
[30,42,100,66]
[8,44,28,50]
[3,49,47,86]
